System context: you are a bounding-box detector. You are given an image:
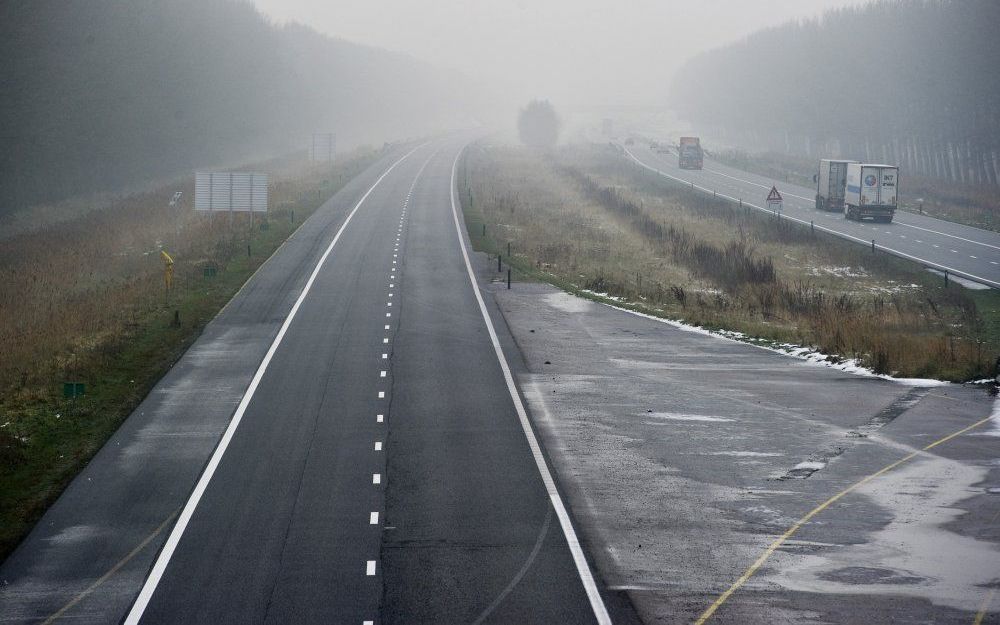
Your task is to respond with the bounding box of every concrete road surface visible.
[492,282,1000,624]
[624,145,1000,288]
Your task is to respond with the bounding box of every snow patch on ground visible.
[980,397,1000,437]
[709,451,783,457]
[646,412,734,423]
[543,291,594,313]
[807,265,869,278]
[793,460,827,471]
[575,289,948,387]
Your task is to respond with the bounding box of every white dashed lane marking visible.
[377,414,384,423]
[366,561,376,576]
[370,512,379,525]
[375,442,383,451]
[378,391,385,398]
[372,474,381,485]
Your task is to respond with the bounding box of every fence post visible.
[944,270,949,288]
[871,239,876,253]
[507,268,511,290]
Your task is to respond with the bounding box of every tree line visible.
[671,0,999,186]
[0,0,480,213]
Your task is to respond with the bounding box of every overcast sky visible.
[252,0,867,107]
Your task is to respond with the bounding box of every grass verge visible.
[0,147,381,558]
[460,141,1000,382]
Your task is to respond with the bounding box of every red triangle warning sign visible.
[766,186,782,202]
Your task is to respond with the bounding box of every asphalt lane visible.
[380,144,604,624]
[624,145,1000,287]
[0,146,421,625]
[1,139,619,624]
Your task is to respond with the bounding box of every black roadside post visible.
[944,270,949,288]
[507,268,511,290]
[871,239,876,253]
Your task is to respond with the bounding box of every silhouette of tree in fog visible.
[0,0,480,213]
[670,0,999,186]
[518,100,560,147]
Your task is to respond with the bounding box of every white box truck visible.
[814,159,857,211]
[844,163,898,222]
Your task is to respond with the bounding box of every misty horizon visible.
[250,0,869,108]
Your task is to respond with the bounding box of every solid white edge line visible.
[623,147,1000,289]
[448,147,614,625]
[123,142,426,625]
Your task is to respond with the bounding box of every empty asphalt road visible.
[0,137,629,625]
[624,144,1000,288]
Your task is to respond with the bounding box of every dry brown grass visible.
[0,147,380,557]
[463,143,998,381]
[0,150,374,392]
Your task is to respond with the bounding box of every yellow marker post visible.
[160,250,174,299]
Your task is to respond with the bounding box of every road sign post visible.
[766,185,783,216]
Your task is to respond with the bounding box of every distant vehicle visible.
[624,137,635,146]
[649,140,658,149]
[844,163,898,222]
[678,136,703,170]
[814,159,858,212]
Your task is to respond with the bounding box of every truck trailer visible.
[678,136,703,170]
[814,159,858,212]
[844,163,898,222]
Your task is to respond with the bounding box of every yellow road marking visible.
[974,587,998,625]
[42,509,180,625]
[694,414,996,625]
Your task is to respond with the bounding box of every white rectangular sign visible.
[195,172,268,212]
[310,133,336,162]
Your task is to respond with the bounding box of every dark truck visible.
[678,136,703,170]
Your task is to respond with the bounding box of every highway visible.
[0,137,627,624]
[623,144,1000,288]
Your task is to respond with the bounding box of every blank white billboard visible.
[310,133,336,162]
[194,172,268,212]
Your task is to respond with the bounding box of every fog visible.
[252,0,866,107]
[3,0,996,215]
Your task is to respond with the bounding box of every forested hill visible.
[671,0,999,186]
[0,0,480,213]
